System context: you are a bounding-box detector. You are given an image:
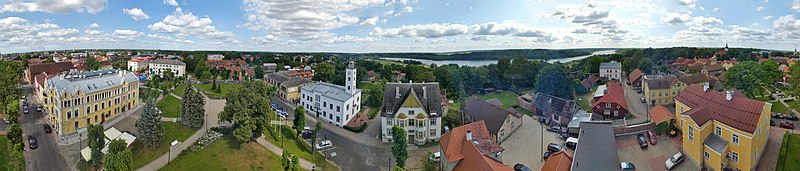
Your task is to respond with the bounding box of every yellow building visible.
[643,75,711,105]
[43,69,140,140]
[674,85,770,171]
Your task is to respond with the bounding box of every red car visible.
[647,130,657,145]
[780,121,795,129]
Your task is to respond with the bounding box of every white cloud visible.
[0,0,108,14]
[661,12,692,25]
[757,7,764,11]
[148,8,235,40]
[712,8,720,12]
[763,15,773,20]
[88,23,99,28]
[679,0,697,8]
[370,21,559,42]
[793,4,800,11]
[164,0,179,6]
[470,36,491,41]
[112,29,142,39]
[123,8,150,21]
[692,16,723,26]
[359,17,379,26]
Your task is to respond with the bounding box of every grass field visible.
[577,92,594,111]
[777,133,800,171]
[130,122,198,169]
[160,137,285,171]
[157,95,181,118]
[197,83,242,99]
[773,103,790,114]
[173,83,187,97]
[0,136,12,170]
[263,125,337,171]
[478,91,519,109]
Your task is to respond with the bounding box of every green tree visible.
[311,121,320,151]
[293,106,306,136]
[200,70,212,82]
[536,64,575,99]
[788,64,800,96]
[219,81,275,143]
[760,60,782,84]
[180,85,205,128]
[87,124,105,166]
[724,61,766,98]
[254,66,265,79]
[414,71,436,83]
[103,139,133,171]
[422,152,436,171]
[366,82,385,108]
[162,69,175,81]
[281,151,300,171]
[84,56,102,71]
[391,125,408,168]
[7,123,22,145]
[392,166,405,171]
[112,60,128,70]
[0,61,22,113]
[313,62,336,82]
[136,99,164,148]
[8,143,24,171]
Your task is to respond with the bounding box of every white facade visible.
[299,62,361,127]
[148,59,186,77]
[207,54,224,61]
[599,61,622,80]
[381,106,442,145]
[127,60,148,72]
[379,82,445,145]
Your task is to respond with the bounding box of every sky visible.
[1,0,800,53]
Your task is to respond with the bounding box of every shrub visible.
[189,130,223,151]
[344,123,367,133]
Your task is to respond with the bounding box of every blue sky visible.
[1,0,799,53]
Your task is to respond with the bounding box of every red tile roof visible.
[441,121,512,171]
[441,121,491,162]
[675,85,766,134]
[541,151,573,171]
[593,82,627,110]
[628,69,643,83]
[649,105,675,123]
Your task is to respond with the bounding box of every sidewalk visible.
[255,135,318,170]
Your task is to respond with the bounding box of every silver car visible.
[665,152,684,170]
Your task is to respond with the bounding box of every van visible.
[565,137,578,149]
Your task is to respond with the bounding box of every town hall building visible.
[299,62,362,127]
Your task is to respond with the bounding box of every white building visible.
[127,58,149,72]
[599,60,622,80]
[380,82,446,145]
[300,62,361,127]
[148,59,186,77]
[207,54,224,61]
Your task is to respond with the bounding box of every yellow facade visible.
[676,100,770,171]
[644,80,688,105]
[44,74,140,137]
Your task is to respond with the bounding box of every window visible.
[614,111,619,116]
[731,151,739,163]
[430,130,436,137]
[605,102,611,108]
[409,110,415,115]
[680,107,684,113]
[595,105,600,109]
[716,127,721,136]
[418,120,424,126]
[399,120,405,127]
[616,105,621,109]
[67,111,71,119]
[430,119,435,125]
[336,106,340,112]
[704,151,710,160]
[387,119,393,125]
[688,126,694,142]
[732,134,739,145]
[75,121,79,130]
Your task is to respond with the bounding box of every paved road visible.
[20,85,71,171]
[621,79,650,124]
[272,96,393,171]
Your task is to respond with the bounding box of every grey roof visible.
[267,71,291,84]
[381,82,443,118]
[646,79,672,89]
[464,97,514,135]
[704,134,728,154]
[599,61,621,69]
[282,78,313,88]
[572,121,619,171]
[149,59,185,66]
[46,69,139,96]
[568,112,592,129]
[301,82,360,101]
[531,93,579,118]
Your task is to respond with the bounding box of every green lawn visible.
[160,137,285,171]
[773,103,790,113]
[0,136,12,170]
[755,96,771,102]
[130,122,197,169]
[157,95,181,118]
[777,133,800,171]
[263,125,337,171]
[577,92,594,111]
[197,84,242,99]
[172,83,187,97]
[477,91,519,109]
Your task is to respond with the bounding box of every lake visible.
[380,50,617,67]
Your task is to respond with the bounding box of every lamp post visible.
[168,140,179,165]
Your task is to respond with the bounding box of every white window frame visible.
[688,126,694,142]
[605,102,611,108]
[732,134,739,146]
[731,151,739,163]
[716,127,721,136]
[704,151,710,160]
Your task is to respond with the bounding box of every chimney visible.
[423,86,427,100]
[466,130,473,141]
[703,83,710,91]
[395,86,400,99]
[726,91,733,101]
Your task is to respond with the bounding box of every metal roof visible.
[301,82,360,102]
[599,61,621,69]
[46,69,138,96]
[572,121,619,171]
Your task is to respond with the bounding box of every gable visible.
[401,89,422,108]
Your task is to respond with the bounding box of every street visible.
[20,85,70,171]
[621,79,650,125]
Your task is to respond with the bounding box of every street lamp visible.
[168,140,180,165]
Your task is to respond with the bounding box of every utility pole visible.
[540,123,544,161]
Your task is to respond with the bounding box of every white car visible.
[665,152,684,170]
[429,152,441,163]
[315,140,332,151]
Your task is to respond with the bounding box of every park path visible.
[761,86,800,115]
[136,93,224,171]
[255,136,318,170]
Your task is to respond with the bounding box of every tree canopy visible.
[136,99,164,148]
[293,106,306,137]
[84,56,102,71]
[87,124,105,165]
[219,80,275,142]
[313,62,336,83]
[104,139,133,171]
[180,85,205,128]
[536,64,574,99]
[724,61,766,98]
[391,125,408,168]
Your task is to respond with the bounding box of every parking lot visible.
[616,134,699,171]
[500,115,566,169]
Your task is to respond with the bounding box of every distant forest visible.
[359,48,615,61]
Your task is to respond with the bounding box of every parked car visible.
[314,140,332,150]
[547,143,564,152]
[558,132,572,140]
[3,118,8,124]
[542,151,553,160]
[620,161,636,170]
[513,163,532,171]
[647,130,657,145]
[22,106,28,114]
[780,121,795,129]
[771,120,776,126]
[279,114,287,120]
[28,135,37,149]
[546,126,561,133]
[565,137,578,149]
[641,97,646,103]
[429,152,441,163]
[772,113,786,119]
[36,105,42,112]
[665,152,685,170]
[43,124,52,133]
[786,115,799,121]
[637,134,649,149]
[636,88,642,93]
